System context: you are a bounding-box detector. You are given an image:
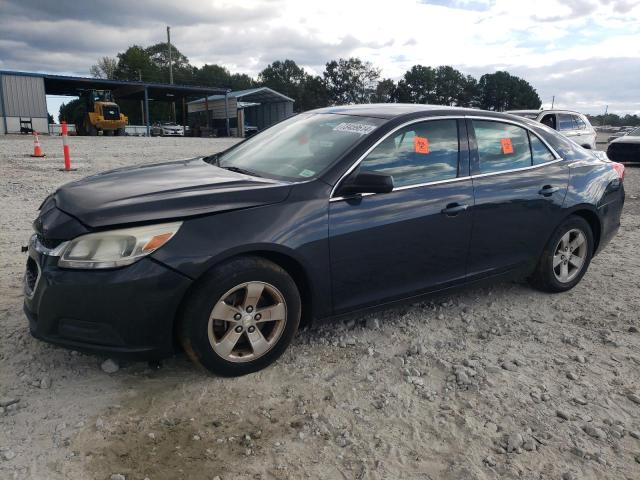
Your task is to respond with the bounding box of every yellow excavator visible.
[78,89,128,136]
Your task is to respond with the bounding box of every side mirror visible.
[337,171,394,196]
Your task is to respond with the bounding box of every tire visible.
[529,215,593,293]
[179,257,301,376]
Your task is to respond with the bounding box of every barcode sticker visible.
[333,123,377,135]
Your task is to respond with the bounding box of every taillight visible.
[611,162,625,181]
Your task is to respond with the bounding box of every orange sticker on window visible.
[501,138,514,154]
[414,136,430,154]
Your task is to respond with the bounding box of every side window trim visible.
[330,116,469,200]
[465,116,563,178]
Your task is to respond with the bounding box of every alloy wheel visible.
[207,281,287,362]
[552,228,587,283]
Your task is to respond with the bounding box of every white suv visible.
[507,110,597,150]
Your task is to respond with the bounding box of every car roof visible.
[309,103,512,120]
[508,109,587,116]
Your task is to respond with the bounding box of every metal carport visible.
[188,87,294,136]
[0,70,229,136]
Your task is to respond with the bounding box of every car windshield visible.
[216,113,386,181]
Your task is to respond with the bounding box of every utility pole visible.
[139,70,144,127]
[167,26,175,122]
[551,95,555,109]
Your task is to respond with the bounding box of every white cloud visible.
[2,0,640,114]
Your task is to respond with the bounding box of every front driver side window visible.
[558,114,575,131]
[358,120,460,188]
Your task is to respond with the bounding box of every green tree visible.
[114,45,160,82]
[259,60,307,99]
[373,78,396,103]
[229,73,256,90]
[145,42,194,84]
[458,75,479,108]
[89,57,118,79]
[194,64,233,87]
[58,98,85,127]
[395,65,436,104]
[434,66,466,106]
[477,71,541,111]
[259,59,330,112]
[323,57,380,105]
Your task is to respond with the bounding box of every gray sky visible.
[1,0,639,116]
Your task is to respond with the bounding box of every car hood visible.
[611,135,640,145]
[53,158,292,227]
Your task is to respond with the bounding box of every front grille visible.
[103,106,120,120]
[37,234,63,250]
[24,257,39,297]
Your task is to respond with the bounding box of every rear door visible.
[571,114,595,148]
[467,118,570,278]
[328,118,473,313]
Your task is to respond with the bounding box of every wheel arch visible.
[565,207,601,254]
[173,247,316,348]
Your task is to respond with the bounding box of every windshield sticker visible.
[299,169,315,178]
[501,138,514,154]
[333,122,377,135]
[414,136,430,154]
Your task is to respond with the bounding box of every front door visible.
[329,118,474,313]
[467,119,569,278]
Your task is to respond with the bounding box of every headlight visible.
[57,221,182,269]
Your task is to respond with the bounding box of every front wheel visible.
[180,257,301,376]
[529,215,593,293]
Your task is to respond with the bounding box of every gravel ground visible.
[1,134,639,480]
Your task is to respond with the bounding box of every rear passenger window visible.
[359,120,460,187]
[558,114,575,131]
[529,133,555,165]
[472,121,532,174]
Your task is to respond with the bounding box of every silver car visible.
[507,110,597,150]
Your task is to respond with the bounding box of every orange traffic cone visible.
[30,131,45,157]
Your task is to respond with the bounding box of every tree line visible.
[61,42,543,124]
[586,113,640,127]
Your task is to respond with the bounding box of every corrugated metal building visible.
[0,72,49,134]
[0,70,227,136]
[188,87,294,135]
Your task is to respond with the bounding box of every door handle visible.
[538,185,559,197]
[441,203,468,216]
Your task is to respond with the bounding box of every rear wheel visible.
[180,257,301,376]
[529,216,593,292]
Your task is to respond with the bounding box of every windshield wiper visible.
[219,165,262,177]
